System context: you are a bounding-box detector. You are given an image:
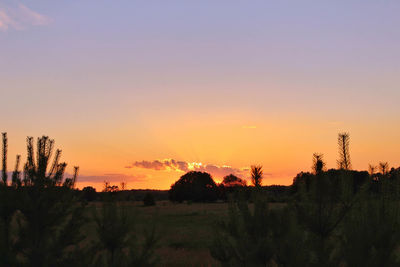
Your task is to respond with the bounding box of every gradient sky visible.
[1,1,400,190]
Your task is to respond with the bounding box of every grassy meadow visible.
[87,201,228,267]
[84,201,284,267]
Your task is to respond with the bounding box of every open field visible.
[86,201,284,267]
[87,201,228,267]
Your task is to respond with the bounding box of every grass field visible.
[142,202,228,267]
[86,201,229,266]
[85,201,286,266]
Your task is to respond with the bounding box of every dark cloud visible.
[200,165,249,178]
[132,160,166,170]
[126,159,248,178]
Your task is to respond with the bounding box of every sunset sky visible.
[1,1,400,190]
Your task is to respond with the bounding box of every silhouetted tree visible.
[337,132,351,170]
[368,164,377,175]
[120,182,126,190]
[379,161,389,175]
[103,181,119,193]
[312,153,325,175]
[103,181,109,191]
[294,168,365,266]
[0,133,18,266]
[221,174,247,187]
[11,155,21,188]
[251,165,263,188]
[0,135,85,266]
[219,174,247,200]
[2,133,7,185]
[169,171,218,202]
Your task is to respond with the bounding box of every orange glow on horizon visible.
[4,111,400,191]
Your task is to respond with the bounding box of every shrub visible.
[92,200,158,266]
[82,186,97,201]
[0,134,85,266]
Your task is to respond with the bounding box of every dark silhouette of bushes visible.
[0,133,159,267]
[264,185,291,202]
[210,189,310,266]
[218,174,247,200]
[92,200,158,266]
[169,171,218,202]
[0,134,85,266]
[211,132,400,266]
[82,186,97,201]
[292,169,370,195]
[212,167,400,266]
[340,182,400,267]
[210,193,275,266]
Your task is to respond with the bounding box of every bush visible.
[210,192,309,267]
[92,200,158,266]
[82,186,97,201]
[0,135,85,266]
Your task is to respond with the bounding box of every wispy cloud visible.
[126,159,250,178]
[0,2,50,31]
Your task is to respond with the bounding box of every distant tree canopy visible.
[169,171,218,202]
[221,174,246,187]
[218,174,248,200]
[292,169,370,195]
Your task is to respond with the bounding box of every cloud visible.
[130,160,168,171]
[0,2,50,31]
[126,159,250,178]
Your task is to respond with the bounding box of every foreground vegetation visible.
[2,132,400,266]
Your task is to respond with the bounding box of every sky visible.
[1,0,400,190]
